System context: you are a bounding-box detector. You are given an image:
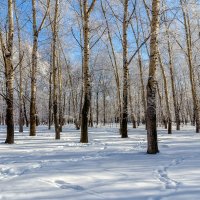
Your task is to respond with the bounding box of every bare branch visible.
[71,27,83,49]
[88,0,97,15]
[127,0,137,24]
[37,0,51,34]
[127,35,150,66]
[90,28,107,49]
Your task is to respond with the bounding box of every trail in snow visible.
[154,157,184,190]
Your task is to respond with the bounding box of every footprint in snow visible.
[155,157,184,190]
[171,157,184,166]
[155,167,178,190]
[55,180,85,191]
[43,179,105,199]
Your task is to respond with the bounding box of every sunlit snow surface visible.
[0,125,200,200]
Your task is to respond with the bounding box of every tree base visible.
[147,150,159,154]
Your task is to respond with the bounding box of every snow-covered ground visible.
[0,124,200,200]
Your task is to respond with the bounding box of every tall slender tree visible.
[166,27,180,131]
[146,0,160,154]
[80,0,97,143]
[30,0,50,136]
[180,0,200,133]
[0,0,14,144]
[14,1,24,133]
[101,1,122,131]
[52,0,60,140]
[120,0,129,138]
[158,52,172,134]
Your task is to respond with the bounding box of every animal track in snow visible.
[155,167,179,189]
[154,157,184,190]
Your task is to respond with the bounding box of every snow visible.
[0,125,200,200]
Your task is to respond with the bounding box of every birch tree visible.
[14,1,24,133]
[80,0,97,143]
[30,0,50,136]
[52,0,60,139]
[0,0,14,144]
[180,0,200,133]
[146,0,160,154]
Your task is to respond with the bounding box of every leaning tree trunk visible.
[146,0,160,154]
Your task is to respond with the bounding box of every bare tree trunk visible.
[75,1,84,130]
[78,86,83,129]
[138,53,147,125]
[14,1,23,133]
[121,0,129,138]
[89,105,93,127]
[2,114,4,126]
[131,21,147,127]
[80,0,96,143]
[146,0,160,154]
[30,40,37,136]
[52,0,60,139]
[158,53,172,134]
[63,92,66,126]
[96,91,99,126]
[0,0,14,144]
[58,56,63,132]
[180,0,200,133]
[23,97,29,127]
[30,0,50,136]
[59,43,80,129]
[128,73,136,128]
[157,83,166,128]
[103,91,106,126]
[166,30,180,131]
[18,45,23,133]
[48,71,52,130]
[81,1,90,142]
[101,1,122,131]
[30,0,38,136]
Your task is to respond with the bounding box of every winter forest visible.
[0,0,200,199]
